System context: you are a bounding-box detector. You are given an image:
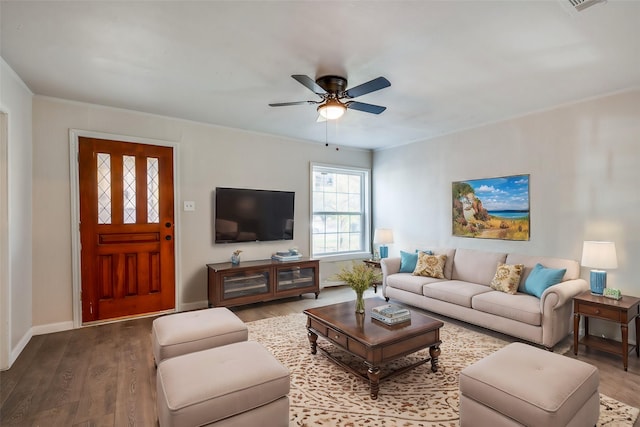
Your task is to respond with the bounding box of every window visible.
[311,163,370,257]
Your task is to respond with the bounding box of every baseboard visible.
[180,300,209,312]
[8,328,33,369]
[322,280,345,288]
[32,320,74,336]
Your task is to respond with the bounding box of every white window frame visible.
[310,162,371,261]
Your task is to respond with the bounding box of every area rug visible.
[246,312,640,427]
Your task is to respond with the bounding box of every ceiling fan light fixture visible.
[317,100,346,120]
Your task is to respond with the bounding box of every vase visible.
[355,290,365,314]
[231,254,240,265]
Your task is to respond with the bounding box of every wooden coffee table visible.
[303,297,443,399]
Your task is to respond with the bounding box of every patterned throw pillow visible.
[490,263,525,294]
[413,253,447,279]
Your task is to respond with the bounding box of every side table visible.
[362,259,382,293]
[573,290,640,371]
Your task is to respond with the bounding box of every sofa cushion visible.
[506,253,580,292]
[523,263,567,298]
[413,253,447,278]
[423,280,492,308]
[452,248,507,285]
[489,263,524,295]
[472,291,542,326]
[386,273,442,294]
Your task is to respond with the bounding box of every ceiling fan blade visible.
[291,75,327,95]
[269,101,318,107]
[346,101,387,114]
[344,77,391,99]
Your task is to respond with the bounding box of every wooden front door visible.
[78,137,175,322]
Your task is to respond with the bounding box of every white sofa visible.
[381,248,589,350]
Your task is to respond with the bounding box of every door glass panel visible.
[147,157,159,223]
[97,153,111,224]
[123,155,136,224]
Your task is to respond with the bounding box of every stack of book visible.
[271,251,301,261]
[371,304,411,325]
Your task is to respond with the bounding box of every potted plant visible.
[334,261,381,313]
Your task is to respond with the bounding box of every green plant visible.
[334,262,381,293]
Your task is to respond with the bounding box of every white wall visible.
[0,58,33,370]
[373,89,640,340]
[31,96,372,328]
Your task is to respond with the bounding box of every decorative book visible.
[372,304,410,318]
[271,254,301,261]
[371,311,411,325]
[371,304,411,325]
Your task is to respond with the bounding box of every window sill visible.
[312,252,373,263]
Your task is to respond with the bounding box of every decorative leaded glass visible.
[123,155,136,224]
[147,157,159,223]
[97,153,111,224]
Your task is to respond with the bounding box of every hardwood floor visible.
[1,286,638,426]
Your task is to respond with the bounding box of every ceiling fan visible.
[269,75,391,120]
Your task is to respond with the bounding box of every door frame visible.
[69,129,181,327]
[0,111,9,369]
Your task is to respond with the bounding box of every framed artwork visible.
[452,174,530,241]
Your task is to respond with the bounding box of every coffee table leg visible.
[307,330,318,355]
[366,365,380,400]
[429,345,441,373]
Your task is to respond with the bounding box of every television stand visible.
[206,258,319,307]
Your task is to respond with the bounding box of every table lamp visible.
[580,241,617,295]
[374,228,394,259]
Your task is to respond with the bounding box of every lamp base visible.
[589,270,607,295]
[379,245,389,259]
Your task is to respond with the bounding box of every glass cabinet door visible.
[222,270,270,299]
[276,266,316,291]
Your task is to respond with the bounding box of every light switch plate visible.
[183,201,195,211]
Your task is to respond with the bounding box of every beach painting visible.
[452,174,530,241]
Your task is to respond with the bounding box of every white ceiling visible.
[1,1,639,150]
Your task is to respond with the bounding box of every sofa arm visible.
[540,278,589,310]
[540,278,589,349]
[380,257,401,295]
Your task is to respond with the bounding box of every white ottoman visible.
[151,307,248,364]
[459,342,599,427]
[156,341,290,427]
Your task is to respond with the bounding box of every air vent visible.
[567,0,607,12]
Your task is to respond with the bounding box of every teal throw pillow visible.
[399,251,418,273]
[399,250,435,273]
[523,263,566,298]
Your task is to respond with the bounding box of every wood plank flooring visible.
[1,286,638,426]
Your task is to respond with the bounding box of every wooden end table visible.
[573,290,640,371]
[362,259,381,293]
[304,297,443,399]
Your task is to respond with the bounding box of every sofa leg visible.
[385,297,389,302]
[545,346,554,352]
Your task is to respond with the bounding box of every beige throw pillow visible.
[413,253,447,279]
[490,263,524,294]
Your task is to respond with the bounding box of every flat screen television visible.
[215,187,295,243]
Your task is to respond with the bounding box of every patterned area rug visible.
[246,312,640,427]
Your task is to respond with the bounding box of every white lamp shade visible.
[373,228,394,245]
[581,241,618,269]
